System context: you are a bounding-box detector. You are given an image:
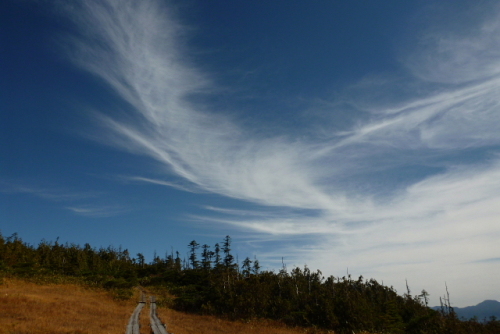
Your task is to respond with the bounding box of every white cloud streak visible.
[63,0,500,305]
[0,181,97,202]
[66,205,129,217]
[0,181,126,218]
[122,175,201,193]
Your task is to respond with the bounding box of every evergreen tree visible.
[222,235,234,269]
[201,244,212,270]
[188,240,200,269]
[214,243,221,268]
[136,253,145,268]
[2,232,498,334]
[241,257,252,277]
[252,256,261,275]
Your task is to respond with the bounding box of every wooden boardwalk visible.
[150,296,168,334]
[125,293,168,334]
[125,293,146,334]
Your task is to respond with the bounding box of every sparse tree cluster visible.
[1,231,499,333]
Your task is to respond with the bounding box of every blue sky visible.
[1,0,499,307]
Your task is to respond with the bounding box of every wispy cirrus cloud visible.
[0,180,127,218]
[61,0,500,305]
[403,2,500,84]
[121,175,202,193]
[66,205,129,218]
[0,181,97,201]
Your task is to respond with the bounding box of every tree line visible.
[0,232,498,333]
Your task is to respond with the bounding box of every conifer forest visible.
[1,232,498,334]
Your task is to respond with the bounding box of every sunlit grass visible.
[0,278,138,334]
[0,278,374,334]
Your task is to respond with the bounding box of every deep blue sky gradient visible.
[1,0,499,307]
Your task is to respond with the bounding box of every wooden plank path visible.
[125,293,146,334]
[125,293,168,334]
[150,296,169,334]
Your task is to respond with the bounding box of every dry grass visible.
[0,278,372,334]
[0,279,326,334]
[154,307,335,334]
[0,278,138,334]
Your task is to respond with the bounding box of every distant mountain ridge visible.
[433,300,500,321]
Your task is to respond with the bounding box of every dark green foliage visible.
[222,235,235,269]
[0,231,137,297]
[201,244,213,271]
[188,240,200,269]
[1,231,498,333]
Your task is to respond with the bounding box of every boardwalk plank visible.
[150,296,168,334]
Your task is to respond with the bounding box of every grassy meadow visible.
[0,278,341,334]
[0,278,136,334]
[2,233,499,333]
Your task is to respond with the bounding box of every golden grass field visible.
[0,278,136,334]
[0,278,341,334]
